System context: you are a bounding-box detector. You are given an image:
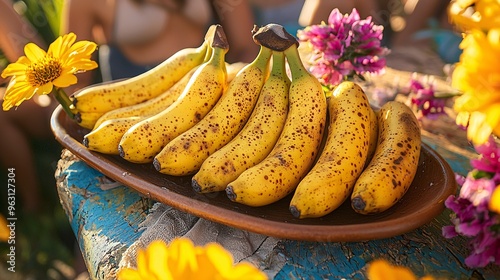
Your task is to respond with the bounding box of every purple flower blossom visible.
[444,135,500,268]
[471,137,500,183]
[297,8,389,86]
[405,74,447,119]
[459,176,496,206]
[443,194,500,267]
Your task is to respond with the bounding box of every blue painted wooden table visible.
[54,121,500,280]
[53,67,500,279]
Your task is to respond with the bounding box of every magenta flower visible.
[471,137,500,183]
[444,135,500,268]
[297,8,389,86]
[443,194,500,267]
[405,75,447,119]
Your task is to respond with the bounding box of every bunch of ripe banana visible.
[73,23,422,218]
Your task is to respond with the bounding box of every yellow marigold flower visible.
[0,214,10,242]
[490,186,500,213]
[117,238,267,280]
[452,30,500,144]
[449,0,500,31]
[367,259,435,280]
[1,32,97,111]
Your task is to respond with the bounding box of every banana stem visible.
[283,45,308,81]
[271,51,287,80]
[53,87,76,119]
[252,46,273,70]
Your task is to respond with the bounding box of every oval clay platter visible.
[51,106,457,242]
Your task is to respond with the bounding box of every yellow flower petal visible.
[24,43,46,63]
[204,242,234,273]
[1,62,28,78]
[49,32,76,59]
[167,238,198,278]
[367,259,418,280]
[2,80,36,110]
[490,186,500,213]
[456,111,471,127]
[146,240,171,280]
[228,262,268,280]
[467,111,492,145]
[53,73,77,88]
[34,82,54,96]
[117,268,142,280]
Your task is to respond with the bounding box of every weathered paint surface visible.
[55,150,149,280]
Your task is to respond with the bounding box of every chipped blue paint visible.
[60,160,148,278]
[62,160,146,245]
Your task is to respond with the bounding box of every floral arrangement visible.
[441,0,500,268]
[297,8,389,90]
[1,32,97,118]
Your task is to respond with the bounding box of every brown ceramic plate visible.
[51,106,457,242]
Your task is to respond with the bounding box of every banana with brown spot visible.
[117,25,229,163]
[72,34,211,129]
[91,65,200,130]
[226,36,327,207]
[365,106,379,167]
[351,101,421,215]
[289,81,372,218]
[153,45,273,176]
[191,51,289,192]
[83,117,142,155]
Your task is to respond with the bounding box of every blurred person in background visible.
[298,0,381,27]
[61,0,259,91]
[0,0,57,213]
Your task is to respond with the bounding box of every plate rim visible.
[51,106,457,242]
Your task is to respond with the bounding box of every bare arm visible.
[0,0,45,85]
[212,0,259,63]
[0,0,45,61]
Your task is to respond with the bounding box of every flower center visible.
[27,56,62,87]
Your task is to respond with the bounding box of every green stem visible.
[53,87,76,119]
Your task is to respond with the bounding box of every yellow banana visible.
[365,107,379,167]
[76,112,107,131]
[226,62,247,82]
[351,101,421,215]
[153,45,273,176]
[226,25,327,207]
[83,62,243,154]
[289,81,372,218]
[83,117,142,155]
[72,26,216,129]
[118,25,229,163]
[92,65,200,129]
[190,51,289,191]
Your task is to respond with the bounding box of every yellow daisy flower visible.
[1,32,97,113]
[367,259,435,280]
[117,238,267,280]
